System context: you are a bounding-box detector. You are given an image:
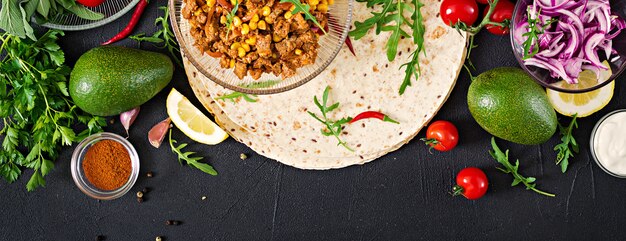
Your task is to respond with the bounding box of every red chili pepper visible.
[102,0,150,45]
[316,14,356,57]
[349,111,399,124]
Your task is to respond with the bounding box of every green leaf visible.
[36,0,50,18]
[58,126,76,146]
[168,129,218,175]
[0,0,27,39]
[189,161,218,175]
[40,158,54,176]
[67,4,104,20]
[25,143,41,163]
[281,0,326,34]
[56,81,69,96]
[3,126,19,151]
[26,170,46,191]
[23,0,39,19]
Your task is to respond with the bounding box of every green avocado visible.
[70,46,173,116]
[467,67,557,145]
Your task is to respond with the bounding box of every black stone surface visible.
[2,1,626,240]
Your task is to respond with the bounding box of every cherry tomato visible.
[421,120,459,152]
[483,0,515,35]
[453,167,488,200]
[76,0,106,8]
[440,0,479,26]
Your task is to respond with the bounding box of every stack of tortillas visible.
[182,1,467,169]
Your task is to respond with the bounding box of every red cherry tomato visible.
[440,0,479,26]
[76,0,105,8]
[422,120,459,152]
[483,0,515,35]
[453,167,489,200]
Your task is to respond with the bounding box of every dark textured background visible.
[2,0,626,240]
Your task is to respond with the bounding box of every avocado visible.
[70,46,173,116]
[467,67,557,145]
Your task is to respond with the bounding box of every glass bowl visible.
[71,132,140,200]
[510,0,626,93]
[169,0,353,94]
[42,0,140,31]
[590,109,626,178]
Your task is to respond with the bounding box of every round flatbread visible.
[184,0,467,169]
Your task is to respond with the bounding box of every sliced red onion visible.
[148,118,171,148]
[120,107,140,136]
[520,0,624,83]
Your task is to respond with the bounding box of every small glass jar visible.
[71,132,140,200]
[590,109,626,178]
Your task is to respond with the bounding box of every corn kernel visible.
[261,6,271,16]
[308,0,319,5]
[241,24,250,35]
[317,3,328,12]
[251,14,260,23]
[241,43,251,52]
[258,20,267,30]
[289,5,295,11]
[321,0,327,4]
[264,16,273,24]
[237,47,246,57]
[220,16,227,24]
[194,9,202,16]
[295,49,302,55]
[328,0,334,4]
[245,36,257,45]
[273,34,282,42]
[233,16,242,27]
[229,59,235,68]
[230,42,241,50]
[272,53,278,58]
[230,0,237,6]
[206,0,216,7]
[249,21,258,30]
[284,12,292,19]
[310,4,316,10]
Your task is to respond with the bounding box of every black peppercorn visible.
[137,197,144,203]
[142,187,150,193]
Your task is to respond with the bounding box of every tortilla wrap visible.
[183,0,467,169]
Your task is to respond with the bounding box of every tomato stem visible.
[452,185,464,197]
[420,138,445,154]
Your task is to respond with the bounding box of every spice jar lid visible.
[71,132,140,200]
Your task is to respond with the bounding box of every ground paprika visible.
[82,140,132,191]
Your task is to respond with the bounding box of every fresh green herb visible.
[307,86,353,151]
[0,30,107,191]
[280,0,326,34]
[130,6,182,66]
[216,80,281,103]
[349,0,425,95]
[168,129,218,175]
[555,114,579,173]
[521,8,556,59]
[490,137,555,197]
[0,0,104,40]
[225,0,240,39]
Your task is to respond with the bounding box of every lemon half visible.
[166,89,229,145]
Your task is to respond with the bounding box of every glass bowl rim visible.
[509,0,626,94]
[70,132,140,200]
[168,0,354,95]
[589,109,626,178]
[41,0,140,31]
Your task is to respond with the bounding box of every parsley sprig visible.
[0,30,107,191]
[349,0,425,95]
[490,137,555,197]
[555,114,579,173]
[225,0,240,39]
[307,86,353,151]
[168,130,218,175]
[280,0,327,34]
[130,6,182,66]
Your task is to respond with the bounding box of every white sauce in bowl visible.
[593,111,626,177]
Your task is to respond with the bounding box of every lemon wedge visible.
[547,62,614,118]
[166,89,228,145]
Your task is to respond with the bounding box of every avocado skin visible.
[467,67,557,145]
[70,46,173,116]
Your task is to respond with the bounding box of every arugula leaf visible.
[216,80,281,103]
[554,114,578,173]
[280,0,326,34]
[168,130,218,176]
[225,0,240,39]
[521,8,556,59]
[130,6,182,66]
[308,86,354,151]
[490,137,555,197]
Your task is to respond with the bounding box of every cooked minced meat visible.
[183,0,331,80]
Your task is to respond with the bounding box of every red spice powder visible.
[82,140,132,191]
